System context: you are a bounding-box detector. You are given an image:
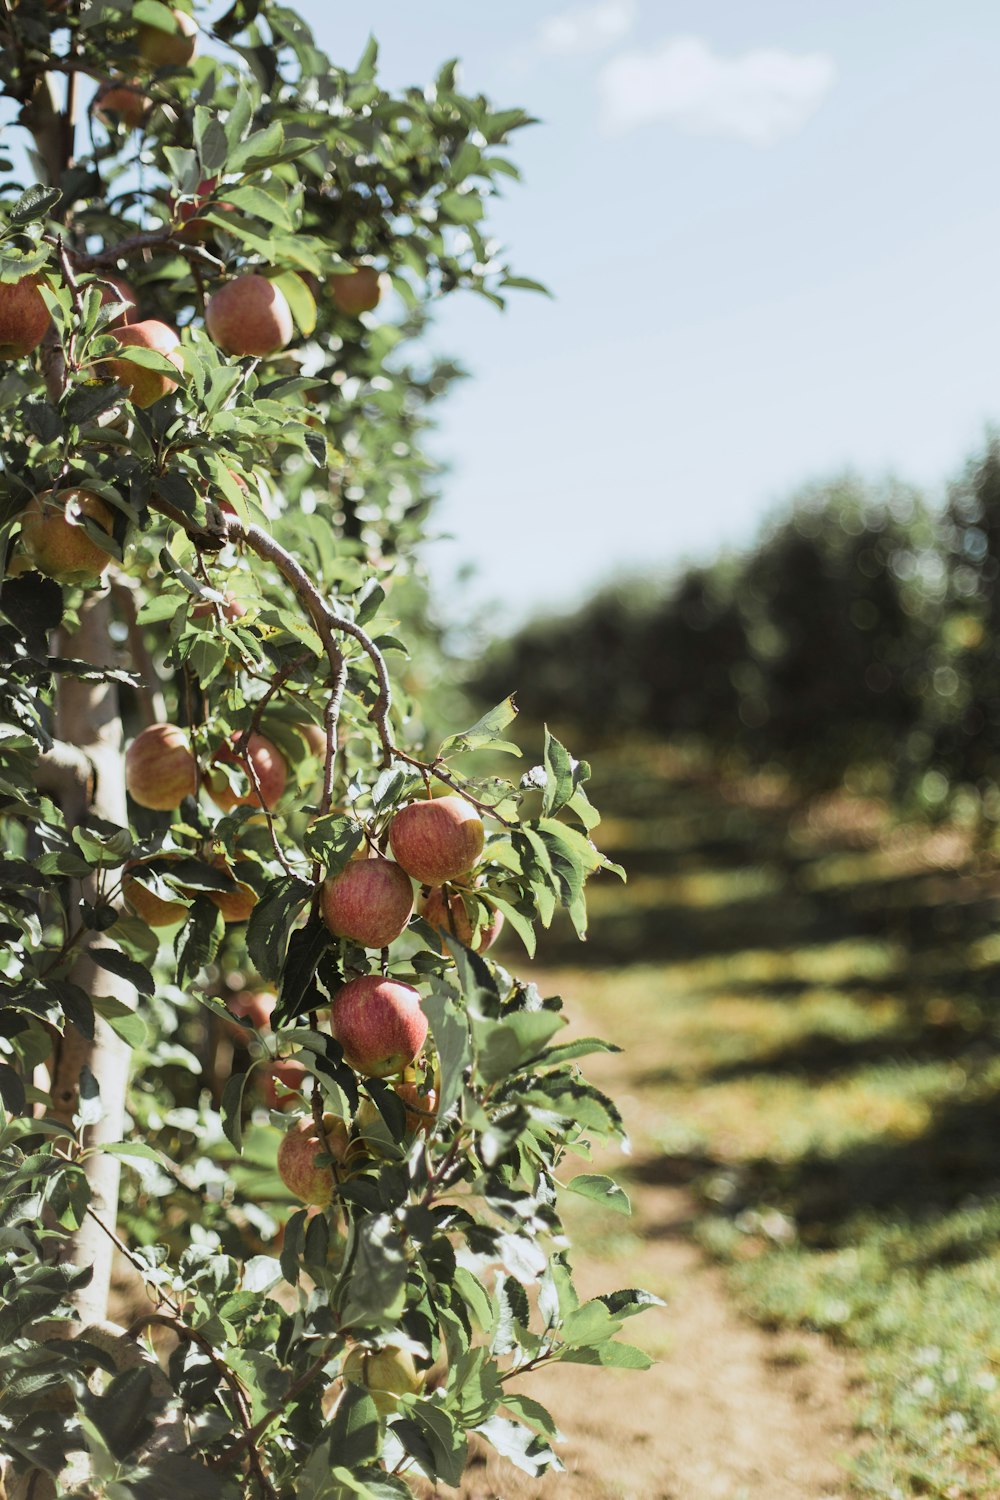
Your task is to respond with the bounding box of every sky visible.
[105,5,1000,627]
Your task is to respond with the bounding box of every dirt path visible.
[432,1007,861,1500]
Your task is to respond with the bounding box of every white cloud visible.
[536,0,636,58]
[598,35,836,145]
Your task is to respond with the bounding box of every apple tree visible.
[0,4,654,1496]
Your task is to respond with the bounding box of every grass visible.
[535,742,1000,1499]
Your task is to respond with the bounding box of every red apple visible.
[107,319,183,407]
[418,886,503,953]
[205,275,293,357]
[296,721,327,757]
[0,275,51,358]
[261,1057,308,1108]
[191,589,245,623]
[277,1113,350,1206]
[330,975,427,1078]
[137,7,197,67]
[321,855,413,949]
[94,79,152,131]
[122,860,188,927]
[19,487,115,584]
[125,723,198,810]
[329,265,383,316]
[341,1346,421,1415]
[169,176,236,241]
[205,731,288,813]
[389,796,484,884]
[226,989,276,1038]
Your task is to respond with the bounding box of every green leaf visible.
[272,269,317,336]
[338,1214,407,1328]
[560,1341,654,1370]
[543,1036,620,1065]
[176,898,224,986]
[10,185,61,226]
[473,1010,566,1084]
[405,1403,468,1487]
[422,988,470,1117]
[245,876,311,983]
[303,814,363,869]
[326,1384,381,1468]
[563,1173,631,1216]
[92,995,147,1049]
[541,727,574,817]
[88,946,154,997]
[480,892,535,958]
[0,1064,25,1116]
[500,1392,561,1441]
[220,1065,255,1153]
[440,696,520,757]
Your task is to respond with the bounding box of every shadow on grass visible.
[546,760,1000,1273]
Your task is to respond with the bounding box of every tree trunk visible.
[48,594,136,1326]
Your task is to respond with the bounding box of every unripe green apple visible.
[125,723,198,811]
[205,731,288,812]
[418,885,504,953]
[389,796,484,884]
[107,319,183,407]
[330,975,428,1078]
[321,855,413,949]
[329,265,383,316]
[205,275,294,357]
[0,275,51,358]
[341,1346,422,1415]
[20,488,115,584]
[94,79,152,131]
[277,1113,350,1205]
[137,7,197,67]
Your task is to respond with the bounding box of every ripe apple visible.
[277,1113,350,1206]
[226,989,276,1040]
[329,265,383,316]
[125,723,198,810]
[330,975,427,1078]
[0,275,51,358]
[93,273,137,329]
[204,855,259,923]
[261,1057,308,1108]
[389,796,484,884]
[19,488,115,584]
[107,319,183,407]
[169,176,236,241]
[321,855,413,949]
[94,79,152,131]
[418,885,504,953]
[205,275,293,357]
[358,1078,438,1138]
[122,861,188,927]
[205,731,288,812]
[341,1346,421,1415]
[296,721,327,757]
[191,588,245,623]
[137,7,197,67]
